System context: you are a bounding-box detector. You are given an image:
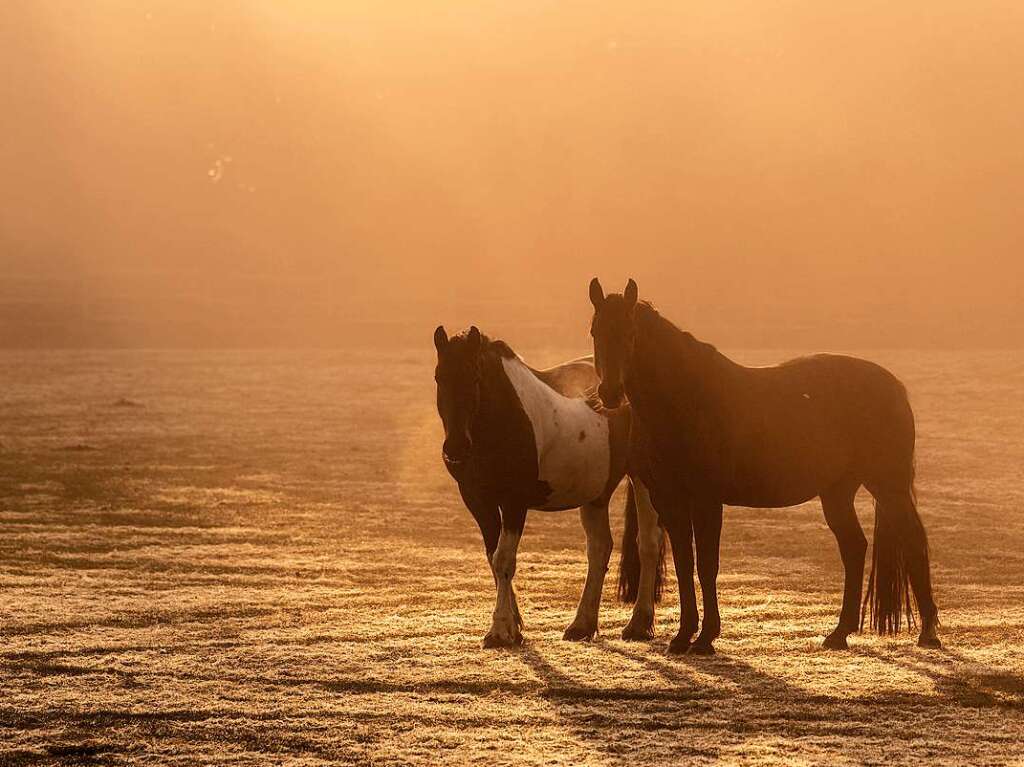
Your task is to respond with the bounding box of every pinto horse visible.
[588,279,941,654]
[433,325,665,647]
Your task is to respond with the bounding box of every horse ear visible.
[434,325,448,352]
[623,278,638,308]
[467,325,482,352]
[589,277,605,309]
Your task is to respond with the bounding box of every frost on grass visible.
[1,349,1023,766]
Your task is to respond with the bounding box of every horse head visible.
[588,277,638,409]
[433,324,484,471]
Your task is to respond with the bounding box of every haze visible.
[3,2,1022,348]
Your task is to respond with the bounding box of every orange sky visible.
[2,2,1022,347]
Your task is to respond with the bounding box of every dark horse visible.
[588,278,941,654]
[433,325,666,647]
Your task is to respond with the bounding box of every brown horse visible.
[588,278,941,654]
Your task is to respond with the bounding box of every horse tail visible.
[862,464,931,634]
[652,527,667,603]
[617,483,667,603]
[618,482,641,603]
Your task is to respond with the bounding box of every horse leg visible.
[821,482,867,650]
[460,484,504,644]
[622,479,662,640]
[460,483,500,557]
[664,511,699,655]
[564,500,613,641]
[690,500,723,655]
[483,504,527,648]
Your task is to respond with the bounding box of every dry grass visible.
[1,348,1023,766]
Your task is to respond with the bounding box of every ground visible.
[1,347,1023,766]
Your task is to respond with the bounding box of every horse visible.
[433,325,666,647]
[587,278,941,655]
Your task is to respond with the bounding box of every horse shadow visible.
[601,639,1024,712]
[516,643,713,764]
[515,638,814,763]
[517,633,1024,764]
[853,645,1024,709]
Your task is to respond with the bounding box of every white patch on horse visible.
[501,357,611,510]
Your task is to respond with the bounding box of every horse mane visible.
[453,329,605,413]
[628,300,739,424]
[446,329,519,360]
[634,301,723,364]
[574,383,606,414]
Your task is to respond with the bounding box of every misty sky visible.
[2,2,1022,348]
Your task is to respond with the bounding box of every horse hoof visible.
[482,630,523,649]
[917,634,942,650]
[687,642,715,656]
[621,622,655,642]
[822,633,850,650]
[562,624,596,642]
[666,637,691,655]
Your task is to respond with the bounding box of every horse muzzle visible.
[598,382,625,409]
[443,452,469,469]
[442,436,473,469]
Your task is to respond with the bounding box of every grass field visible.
[1,347,1023,765]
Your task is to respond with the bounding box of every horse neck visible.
[627,305,729,404]
[472,347,523,442]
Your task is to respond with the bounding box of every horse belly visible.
[535,410,611,510]
[726,406,852,506]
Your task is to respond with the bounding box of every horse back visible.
[531,355,599,399]
[734,353,912,440]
